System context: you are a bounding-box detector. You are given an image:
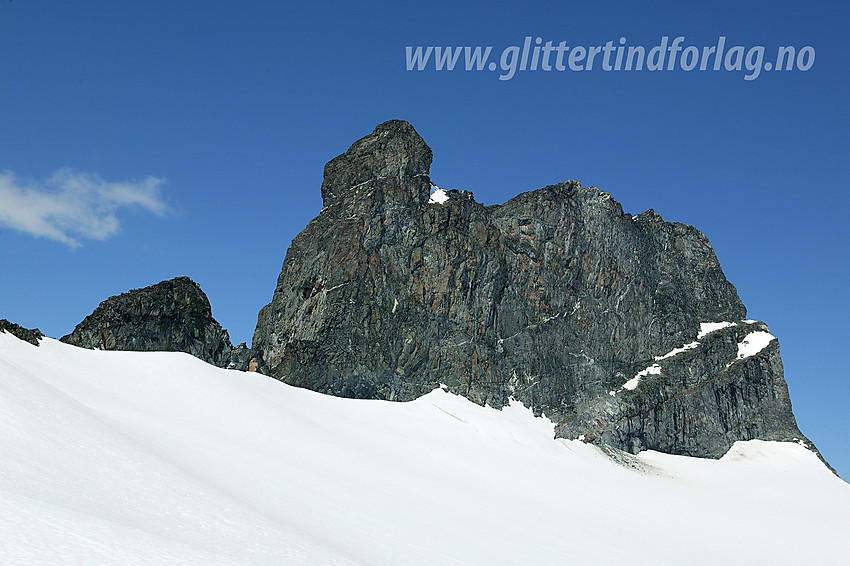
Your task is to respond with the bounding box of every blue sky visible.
[1,1,847,476]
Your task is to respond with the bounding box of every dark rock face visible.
[576,321,803,457]
[226,342,252,371]
[252,120,811,459]
[0,319,44,346]
[61,276,249,370]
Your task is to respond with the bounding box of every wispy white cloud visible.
[0,168,170,249]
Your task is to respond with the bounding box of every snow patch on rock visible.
[735,331,776,360]
[428,186,449,204]
[698,321,737,339]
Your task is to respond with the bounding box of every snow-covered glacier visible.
[1,332,848,565]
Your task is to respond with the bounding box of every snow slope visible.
[1,332,848,565]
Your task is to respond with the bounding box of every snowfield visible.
[1,333,848,565]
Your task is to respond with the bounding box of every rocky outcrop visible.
[0,319,44,346]
[61,276,249,370]
[252,120,813,460]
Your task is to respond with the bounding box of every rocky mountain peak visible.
[320,119,433,210]
[251,120,814,463]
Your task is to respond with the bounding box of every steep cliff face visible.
[61,276,249,370]
[252,120,810,459]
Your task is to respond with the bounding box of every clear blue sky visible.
[2,1,847,477]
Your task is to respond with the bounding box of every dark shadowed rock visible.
[251,120,818,463]
[0,319,44,346]
[61,276,249,370]
[226,342,252,371]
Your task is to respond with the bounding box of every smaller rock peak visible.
[59,276,251,370]
[321,120,433,208]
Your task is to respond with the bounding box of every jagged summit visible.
[61,276,249,370]
[321,119,433,210]
[252,121,811,461]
